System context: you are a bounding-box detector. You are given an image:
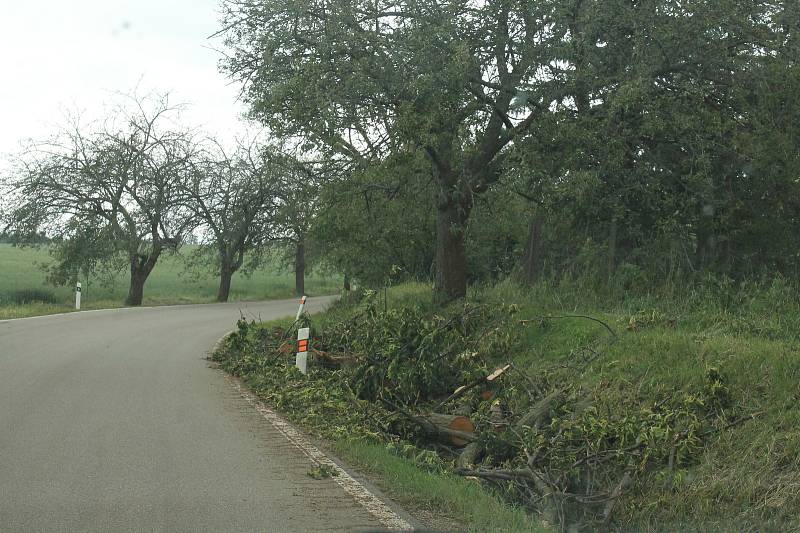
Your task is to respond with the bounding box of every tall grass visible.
[472,272,800,341]
[334,439,543,533]
[464,275,800,530]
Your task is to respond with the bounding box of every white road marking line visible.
[225,375,415,531]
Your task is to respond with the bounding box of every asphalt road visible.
[0,298,404,532]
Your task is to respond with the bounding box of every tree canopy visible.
[219,0,799,294]
[2,0,798,306]
[4,95,197,305]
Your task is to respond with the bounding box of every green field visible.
[0,244,341,319]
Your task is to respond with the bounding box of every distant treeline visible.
[0,232,52,245]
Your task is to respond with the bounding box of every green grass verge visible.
[473,279,800,531]
[0,244,341,319]
[332,439,541,532]
[213,277,800,531]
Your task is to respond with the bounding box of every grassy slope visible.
[0,244,341,319]
[214,278,800,531]
[331,439,540,532]
[474,279,800,531]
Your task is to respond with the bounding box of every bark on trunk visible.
[419,413,475,447]
[295,239,306,297]
[217,264,234,303]
[521,215,544,286]
[457,441,484,468]
[343,273,351,292]
[126,270,147,306]
[434,201,469,303]
[514,389,565,432]
[126,262,150,306]
[126,248,160,306]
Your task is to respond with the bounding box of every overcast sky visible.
[0,0,248,162]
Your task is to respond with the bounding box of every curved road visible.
[0,298,409,532]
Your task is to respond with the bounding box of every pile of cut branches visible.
[215,293,760,531]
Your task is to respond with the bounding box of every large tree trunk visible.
[295,239,306,297]
[127,271,147,306]
[521,214,544,286]
[217,263,234,303]
[126,263,150,306]
[126,249,160,306]
[434,200,470,303]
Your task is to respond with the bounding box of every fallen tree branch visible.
[456,467,562,526]
[435,364,511,410]
[457,442,484,468]
[601,471,633,529]
[699,410,766,437]
[454,467,540,482]
[380,398,476,446]
[571,441,646,469]
[515,388,566,431]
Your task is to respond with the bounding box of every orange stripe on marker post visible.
[296,327,311,374]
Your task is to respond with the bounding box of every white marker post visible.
[75,282,82,310]
[295,295,307,321]
[296,327,310,375]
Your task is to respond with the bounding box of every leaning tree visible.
[3,94,197,305]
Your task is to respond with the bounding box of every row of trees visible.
[1,95,319,305]
[218,0,800,301]
[3,0,798,305]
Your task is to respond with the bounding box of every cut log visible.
[379,398,476,447]
[421,413,475,447]
[311,348,360,368]
[515,388,564,431]
[457,442,483,468]
[490,401,508,432]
